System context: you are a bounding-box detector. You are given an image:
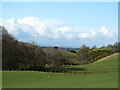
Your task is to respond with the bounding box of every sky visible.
[0,2,118,48]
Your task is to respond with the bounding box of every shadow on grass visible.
[42,67,86,73]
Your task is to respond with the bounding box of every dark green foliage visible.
[74,45,90,64]
[34,46,46,69]
[74,44,114,65]
[2,26,46,70]
[53,46,59,49]
[107,44,113,48]
[2,27,20,70]
[92,45,97,49]
[66,48,77,53]
[60,50,76,65]
[112,42,120,53]
[88,49,113,63]
[17,42,47,70]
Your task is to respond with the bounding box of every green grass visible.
[66,53,118,74]
[2,53,118,88]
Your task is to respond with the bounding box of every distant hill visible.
[41,46,80,50]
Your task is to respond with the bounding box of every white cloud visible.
[3,18,20,36]
[78,30,96,39]
[79,33,90,38]
[66,33,74,39]
[0,19,3,26]
[98,26,113,37]
[0,17,114,41]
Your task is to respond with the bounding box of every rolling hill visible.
[2,53,118,88]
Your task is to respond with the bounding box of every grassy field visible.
[2,53,118,88]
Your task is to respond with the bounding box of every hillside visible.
[65,53,118,74]
[2,53,118,88]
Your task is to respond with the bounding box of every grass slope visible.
[67,53,118,74]
[2,53,118,88]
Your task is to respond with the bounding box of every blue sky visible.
[1,2,118,48]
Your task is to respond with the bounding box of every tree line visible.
[1,26,120,71]
[2,26,65,70]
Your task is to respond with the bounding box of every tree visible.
[54,46,59,49]
[112,42,118,53]
[75,44,90,64]
[44,47,65,67]
[18,42,47,70]
[92,45,97,49]
[0,26,2,70]
[61,50,75,65]
[34,46,46,70]
[2,26,20,70]
[2,26,47,70]
[17,42,35,70]
[107,44,113,48]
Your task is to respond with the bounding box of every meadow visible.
[2,53,118,88]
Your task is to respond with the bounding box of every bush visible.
[88,50,113,63]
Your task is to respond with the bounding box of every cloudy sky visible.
[0,2,118,48]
